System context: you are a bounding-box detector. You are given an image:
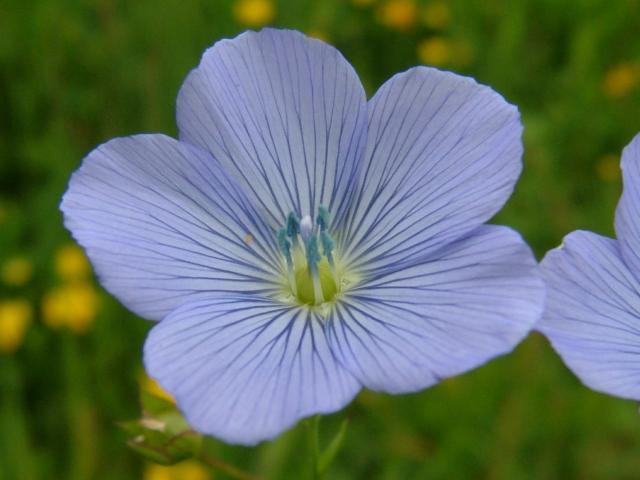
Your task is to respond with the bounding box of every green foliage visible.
[1,0,640,479]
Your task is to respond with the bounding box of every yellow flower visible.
[423,1,451,30]
[0,299,32,353]
[1,257,33,286]
[141,374,176,404]
[417,37,452,66]
[42,283,99,334]
[596,153,621,182]
[603,63,640,99]
[144,461,210,480]
[55,244,91,281]
[233,0,275,28]
[377,0,418,31]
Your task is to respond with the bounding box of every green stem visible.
[62,331,97,480]
[307,415,321,480]
[0,357,36,480]
[197,451,262,480]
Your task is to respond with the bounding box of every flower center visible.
[277,206,340,306]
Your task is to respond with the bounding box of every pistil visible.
[299,215,314,244]
[305,235,325,305]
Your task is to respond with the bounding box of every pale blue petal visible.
[61,134,280,321]
[615,133,640,276]
[327,225,543,393]
[537,231,640,400]
[339,67,523,275]
[177,28,367,228]
[144,295,361,445]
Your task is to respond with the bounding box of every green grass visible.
[2,0,640,478]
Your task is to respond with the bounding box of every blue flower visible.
[61,29,544,445]
[538,133,640,399]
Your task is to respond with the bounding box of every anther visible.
[286,212,300,247]
[317,205,330,232]
[320,230,338,283]
[278,228,297,296]
[320,231,335,265]
[278,228,291,260]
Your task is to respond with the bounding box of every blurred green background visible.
[2,0,640,478]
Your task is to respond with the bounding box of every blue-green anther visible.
[320,230,335,264]
[278,228,292,266]
[286,212,300,247]
[317,205,330,232]
[278,227,297,297]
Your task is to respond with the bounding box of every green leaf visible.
[119,393,202,465]
[159,411,191,437]
[125,426,201,465]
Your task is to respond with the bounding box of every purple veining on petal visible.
[63,29,543,445]
[538,230,640,400]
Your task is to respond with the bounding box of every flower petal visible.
[328,225,543,393]
[177,28,367,228]
[537,231,640,400]
[615,133,640,276]
[340,67,523,275]
[61,134,280,321]
[144,295,361,445]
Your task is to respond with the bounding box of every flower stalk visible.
[197,451,262,480]
[305,415,350,479]
[306,415,321,480]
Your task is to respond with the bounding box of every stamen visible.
[286,212,300,248]
[277,228,291,261]
[305,236,324,305]
[317,205,330,232]
[320,229,338,286]
[278,228,297,296]
[319,230,334,263]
